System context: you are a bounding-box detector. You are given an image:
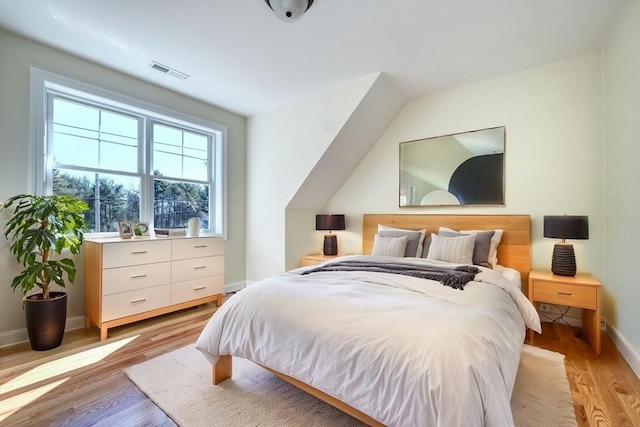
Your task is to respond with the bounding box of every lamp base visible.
[551,243,577,276]
[323,234,338,256]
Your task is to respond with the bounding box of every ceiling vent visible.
[149,61,189,80]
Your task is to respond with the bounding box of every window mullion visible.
[34,68,225,236]
[141,118,153,227]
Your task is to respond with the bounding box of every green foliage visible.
[1,194,88,303]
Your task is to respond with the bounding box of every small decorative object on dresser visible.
[188,217,201,236]
[132,221,150,237]
[119,221,133,239]
[527,269,601,354]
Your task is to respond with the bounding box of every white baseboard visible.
[224,280,247,294]
[538,310,640,379]
[0,315,86,349]
[606,322,640,379]
[0,283,249,349]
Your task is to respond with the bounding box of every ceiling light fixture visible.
[264,0,314,23]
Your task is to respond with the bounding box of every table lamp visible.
[315,214,345,256]
[543,215,589,276]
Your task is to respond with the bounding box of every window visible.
[31,68,226,236]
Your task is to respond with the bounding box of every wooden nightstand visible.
[300,254,342,267]
[527,269,601,354]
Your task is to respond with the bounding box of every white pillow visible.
[378,224,426,257]
[493,265,522,289]
[439,227,503,267]
[371,234,408,257]
[427,233,475,264]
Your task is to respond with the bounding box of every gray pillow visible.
[438,230,495,268]
[378,229,423,257]
[371,234,408,257]
[421,235,432,258]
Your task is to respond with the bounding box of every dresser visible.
[84,236,224,340]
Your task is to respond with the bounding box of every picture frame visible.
[132,221,150,237]
[399,126,505,207]
[119,221,133,239]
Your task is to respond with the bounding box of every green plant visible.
[1,194,89,302]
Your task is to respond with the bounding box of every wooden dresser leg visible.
[213,355,232,384]
[100,327,108,341]
[216,293,223,307]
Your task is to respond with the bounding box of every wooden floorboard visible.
[1,305,639,426]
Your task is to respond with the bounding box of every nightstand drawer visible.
[532,281,597,309]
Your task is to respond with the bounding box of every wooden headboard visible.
[362,214,531,285]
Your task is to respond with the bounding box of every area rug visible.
[124,344,577,426]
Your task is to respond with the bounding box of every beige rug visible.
[124,344,576,426]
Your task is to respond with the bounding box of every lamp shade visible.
[315,214,346,232]
[543,216,589,240]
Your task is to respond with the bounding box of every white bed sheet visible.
[196,256,541,427]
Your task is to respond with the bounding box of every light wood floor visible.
[1,305,639,427]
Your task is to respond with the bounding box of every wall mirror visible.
[399,126,505,206]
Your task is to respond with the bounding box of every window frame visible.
[30,67,227,238]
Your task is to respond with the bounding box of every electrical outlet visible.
[539,303,551,312]
[600,318,607,331]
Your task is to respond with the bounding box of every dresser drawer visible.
[102,284,171,322]
[532,280,597,309]
[172,237,223,260]
[102,262,171,296]
[102,240,171,268]
[171,276,223,305]
[171,256,224,283]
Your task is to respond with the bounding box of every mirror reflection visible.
[399,126,505,206]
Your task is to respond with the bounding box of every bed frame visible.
[362,214,531,285]
[212,214,531,426]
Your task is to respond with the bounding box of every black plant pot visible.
[25,291,68,351]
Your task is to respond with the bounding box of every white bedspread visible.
[196,256,541,427]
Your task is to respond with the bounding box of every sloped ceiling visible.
[0,0,624,117]
[288,73,405,209]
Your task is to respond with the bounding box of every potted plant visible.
[1,194,88,351]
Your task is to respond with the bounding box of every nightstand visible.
[300,254,342,267]
[527,269,601,354]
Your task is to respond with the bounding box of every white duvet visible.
[196,256,541,427]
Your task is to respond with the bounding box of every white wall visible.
[604,0,640,373]
[0,30,246,339]
[329,52,605,283]
[245,73,393,281]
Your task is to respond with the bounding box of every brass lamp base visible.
[551,243,577,276]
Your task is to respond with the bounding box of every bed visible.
[196,214,540,426]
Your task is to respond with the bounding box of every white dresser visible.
[84,236,224,340]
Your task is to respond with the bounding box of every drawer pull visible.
[557,291,572,296]
[194,286,206,291]
[194,266,207,270]
[131,250,148,254]
[194,245,208,248]
[130,274,147,279]
[130,298,147,304]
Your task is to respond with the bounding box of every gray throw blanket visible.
[301,260,480,290]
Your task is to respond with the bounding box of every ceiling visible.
[0,0,624,117]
